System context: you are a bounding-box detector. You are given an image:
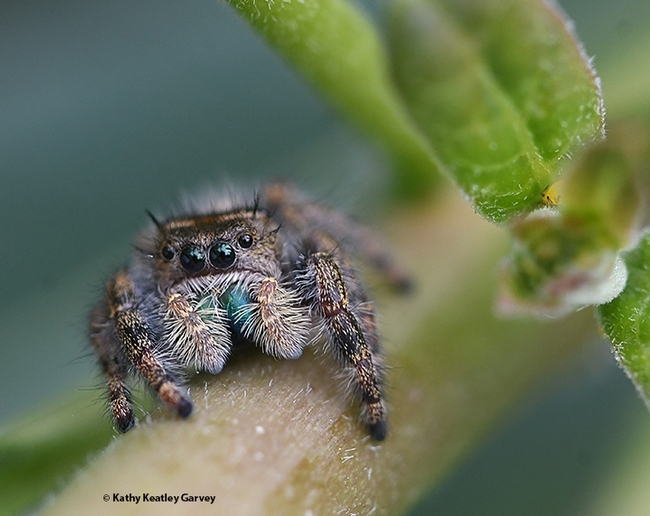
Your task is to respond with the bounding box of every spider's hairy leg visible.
[299,252,387,441]
[106,270,192,429]
[90,306,135,433]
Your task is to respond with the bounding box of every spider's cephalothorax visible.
[90,182,409,441]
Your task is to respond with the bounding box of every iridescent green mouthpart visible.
[218,285,252,336]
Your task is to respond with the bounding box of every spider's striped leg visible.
[298,252,387,441]
[97,270,192,431]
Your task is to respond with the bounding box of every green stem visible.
[31,191,594,516]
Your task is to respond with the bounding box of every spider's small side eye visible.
[210,242,236,269]
[238,233,253,248]
[180,246,206,272]
[161,245,175,260]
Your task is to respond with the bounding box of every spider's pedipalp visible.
[163,291,231,374]
[238,277,311,359]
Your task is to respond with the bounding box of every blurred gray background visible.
[1,0,650,514]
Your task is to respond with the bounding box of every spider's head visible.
[149,209,280,286]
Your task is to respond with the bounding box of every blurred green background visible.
[1,0,649,514]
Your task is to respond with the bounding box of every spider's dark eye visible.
[179,246,205,272]
[210,242,236,269]
[161,245,175,260]
[238,233,253,248]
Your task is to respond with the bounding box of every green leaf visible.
[225,0,439,197]
[387,0,604,221]
[225,0,603,219]
[599,232,650,407]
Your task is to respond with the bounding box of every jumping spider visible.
[90,182,409,441]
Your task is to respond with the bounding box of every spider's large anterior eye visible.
[210,242,236,269]
[180,246,205,272]
[238,233,253,248]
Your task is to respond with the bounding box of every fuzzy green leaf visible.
[387,0,604,221]
[599,233,650,407]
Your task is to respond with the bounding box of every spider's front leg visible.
[92,269,192,432]
[298,252,387,441]
[90,304,135,433]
